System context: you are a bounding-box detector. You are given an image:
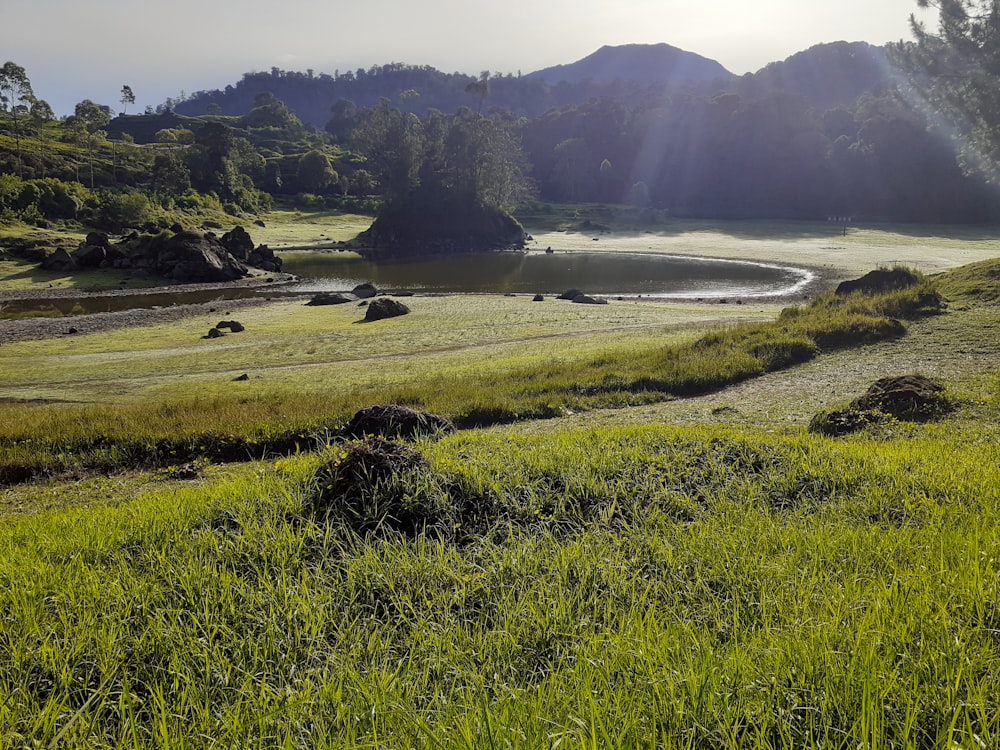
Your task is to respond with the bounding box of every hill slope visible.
[527,42,735,86]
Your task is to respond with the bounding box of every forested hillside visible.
[4,38,1000,233]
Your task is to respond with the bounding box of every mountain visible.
[526,43,736,86]
[166,42,896,131]
[734,41,898,109]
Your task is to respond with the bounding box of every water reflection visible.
[282,251,813,298]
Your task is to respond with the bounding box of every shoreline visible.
[0,258,841,345]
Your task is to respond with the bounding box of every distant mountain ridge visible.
[735,41,896,109]
[168,41,900,128]
[527,42,736,86]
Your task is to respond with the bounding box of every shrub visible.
[96,190,154,230]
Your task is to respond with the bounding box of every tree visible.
[440,110,532,210]
[72,99,113,188]
[296,149,336,192]
[120,85,135,115]
[0,62,34,176]
[895,0,1000,181]
[350,99,424,202]
[464,71,490,113]
[186,121,266,210]
[151,152,191,193]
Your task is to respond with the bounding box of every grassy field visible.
[1,217,1000,747]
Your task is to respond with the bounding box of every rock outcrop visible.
[37,225,284,284]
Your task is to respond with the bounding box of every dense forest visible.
[3,35,1000,234]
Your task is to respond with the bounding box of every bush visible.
[96,190,154,230]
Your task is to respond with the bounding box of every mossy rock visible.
[339,404,454,440]
[809,374,952,436]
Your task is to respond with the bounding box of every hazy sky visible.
[4,0,935,117]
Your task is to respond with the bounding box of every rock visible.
[352,282,378,299]
[72,243,107,268]
[364,298,410,321]
[205,327,225,339]
[233,373,250,381]
[571,294,608,305]
[254,219,266,228]
[556,288,583,300]
[532,294,545,302]
[305,292,354,306]
[216,320,244,332]
[835,268,921,296]
[339,404,455,440]
[84,231,111,249]
[220,226,255,262]
[155,231,248,283]
[247,244,282,272]
[41,248,78,272]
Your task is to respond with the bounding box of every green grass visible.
[0,280,935,482]
[2,221,1000,746]
[1,421,1000,747]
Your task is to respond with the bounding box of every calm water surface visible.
[282,250,813,298]
[1,250,813,319]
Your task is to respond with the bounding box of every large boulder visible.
[72,242,107,268]
[84,231,111,250]
[364,298,410,321]
[248,244,282,272]
[306,292,354,306]
[220,226,255,261]
[152,231,249,283]
[41,248,78,272]
[571,293,608,305]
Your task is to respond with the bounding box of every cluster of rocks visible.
[305,284,411,321]
[40,225,282,284]
[204,319,245,339]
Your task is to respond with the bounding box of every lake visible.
[281,250,813,298]
[1,250,813,319]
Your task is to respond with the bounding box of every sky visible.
[3,0,935,117]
